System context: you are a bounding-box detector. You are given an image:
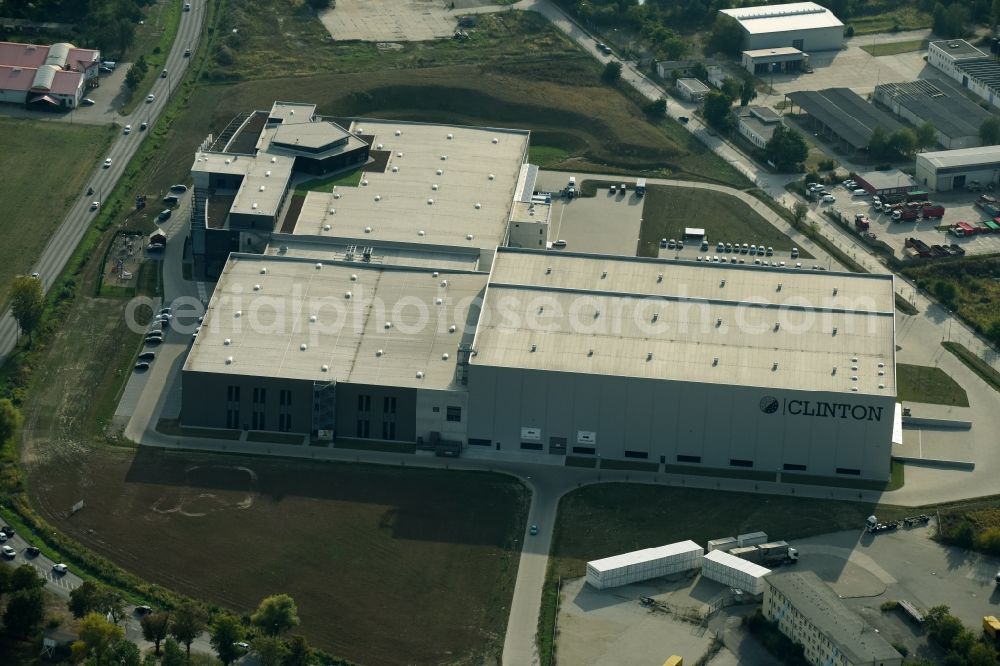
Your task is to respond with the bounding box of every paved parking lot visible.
[547,191,644,256]
[817,184,1000,258]
[319,0,464,42]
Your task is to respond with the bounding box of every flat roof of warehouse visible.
[290,119,529,251]
[918,145,1000,169]
[930,39,988,61]
[588,541,703,573]
[875,78,991,140]
[471,249,896,396]
[721,2,842,35]
[184,254,488,389]
[787,88,903,149]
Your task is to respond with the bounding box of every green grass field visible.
[903,256,1000,344]
[0,118,114,310]
[122,0,184,113]
[942,341,1000,395]
[896,363,969,407]
[637,185,812,259]
[848,6,933,35]
[294,167,364,194]
[538,484,910,665]
[859,39,928,57]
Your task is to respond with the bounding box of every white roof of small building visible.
[743,46,804,58]
[677,78,710,93]
[929,39,988,61]
[704,549,771,578]
[588,541,703,573]
[183,253,488,389]
[471,249,896,396]
[917,145,1000,170]
[721,2,843,35]
[290,119,529,252]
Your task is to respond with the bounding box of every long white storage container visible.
[587,540,704,590]
[702,549,770,595]
[737,531,768,547]
[707,537,738,552]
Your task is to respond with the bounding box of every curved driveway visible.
[0,0,207,362]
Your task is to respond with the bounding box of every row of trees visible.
[924,605,1000,665]
[64,583,312,665]
[867,123,938,160]
[0,0,153,56]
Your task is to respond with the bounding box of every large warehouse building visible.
[915,146,1000,191]
[786,88,904,153]
[874,78,994,150]
[927,39,1000,110]
[179,103,900,481]
[720,2,844,53]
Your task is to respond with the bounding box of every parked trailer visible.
[898,600,925,625]
[986,219,1000,233]
[586,540,703,589]
[702,549,769,595]
[737,531,768,547]
[902,514,931,527]
[922,205,945,219]
[866,515,900,533]
[906,190,929,202]
[730,541,799,566]
[706,537,738,553]
[892,208,918,222]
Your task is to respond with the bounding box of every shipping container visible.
[737,531,768,547]
[986,219,1000,232]
[702,549,770,595]
[587,540,704,589]
[922,205,945,219]
[707,537,738,553]
[906,190,928,202]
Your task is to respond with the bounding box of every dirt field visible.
[26,447,526,665]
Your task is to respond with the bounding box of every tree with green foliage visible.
[765,126,808,172]
[888,127,917,156]
[210,613,244,666]
[933,2,970,38]
[4,587,44,637]
[141,611,171,655]
[160,637,186,666]
[702,90,734,132]
[0,398,21,448]
[982,116,1000,145]
[68,581,124,621]
[169,603,207,658]
[926,605,965,646]
[706,15,743,57]
[253,636,289,666]
[644,97,666,118]
[72,612,124,662]
[96,637,142,666]
[601,61,622,84]
[305,0,331,9]
[252,594,300,637]
[282,635,315,666]
[9,275,43,345]
[933,280,957,307]
[994,0,1000,26]
[739,79,757,107]
[915,121,938,151]
[720,77,741,102]
[793,202,809,225]
[10,564,44,592]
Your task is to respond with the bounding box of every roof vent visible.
[334,193,341,199]
[832,366,837,375]
[397,152,403,158]
[251,203,258,210]
[588,349,594,357]
[300,343,308,351]
[878,362,885,368]
[851,375,859,381]
[433,271,439,278]
[265,170,271,177]
[225,356,233,364]
[772,361,779,370]
[392,166,399,172]
[323,224,331,231]
[593,310,600,319]
[435,298,443,305]
[442,353,449,360]
[357,127,364,133]
[259,185,265,192]
[364,226,372,233]
[851,356,858,363]
[652,313,658,322]
[225,158,231,164]
[716,318,722,327]
[449,324,457,333]
[833,327,838,335]
[720,279,726,287]
[488,174,495,180]
[224,338,231,345]
[441,280,449,287]
[416,371,424,378]
[492,137,499,144]
[253,284,261,291]
[776,282,782,291]
[395,130,401,136]
[647,352,653,361]
[309,315,317,323]
[436,169,443,176]
[361,179,368,186]
[431,184,439,191]
[418,230,425,236]
[546,267,552,274]
[713,357,719,366]
[851,365,858,371]
[384,321,391,329]
[851,387,859,392]
[878,370,885,376]
[345,291,352,299]
[351,274,358,281]
[447,133,454,139]
[376,349,383,357]
[316,262,322,269]
[234,310,242,318]
[774,322,780,331]
[466,233,474,240]
[428,198,434,205]
[475,203,481,209]
[322,364,329,372]
[531,344,537,352]
[260,267,267,274]
[878,384,885,389]
[376,143,383,150]
[441,155,448,160]
[374,195,381,202]
[657,273,663,283]
[601,271,607,279]
[271,157,276,163]
[833,287,839,296]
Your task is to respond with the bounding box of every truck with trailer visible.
[730,541,799,566]
[866,515,900,533]
[892,207,918,222]
[952,222,978,237]
[855,216,870,231]
[635,178,646,197]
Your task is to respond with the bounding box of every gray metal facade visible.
[744,27,843,52]
[466,366,894,479]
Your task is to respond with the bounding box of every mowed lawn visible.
[896,363,969,407]
[638,185,812,258]
[0,117,113,306]
[29,448,527,666]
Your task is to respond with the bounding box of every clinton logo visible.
[759,396,780,414]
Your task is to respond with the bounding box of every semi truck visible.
[921,205,945,219]
[855,216,870,231]
[636,178,647,197]
[730,541,799,566]
[892,208,918,222]
[866,515,900,533]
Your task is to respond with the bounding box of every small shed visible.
[676,78,710,102]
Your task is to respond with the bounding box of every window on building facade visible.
[446,406,461,422]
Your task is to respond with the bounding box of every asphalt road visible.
[0,0,207,363]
